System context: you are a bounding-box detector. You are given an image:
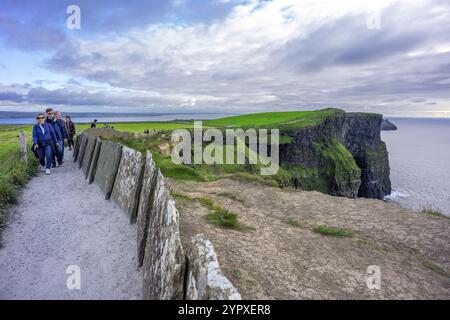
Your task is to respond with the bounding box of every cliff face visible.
[279,110,391,199]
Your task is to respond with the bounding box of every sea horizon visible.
[1,110,450,125]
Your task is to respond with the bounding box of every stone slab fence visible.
[73,130,241,300]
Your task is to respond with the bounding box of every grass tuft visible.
[420,205,449,219]
[422,260,449,277]
[313,225,354,238]
[283,218,306,228]
[170,191,193,201]
[216,192,245,204]
[198,196,254,231]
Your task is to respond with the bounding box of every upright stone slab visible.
[73,135,79,159]
[87,138,102,183]
[143,171,185,300]
[77,134,89,168]
[136,151,158,267]
[94,141,122,200]
[186,234,241,300]
[73,133,85,162]
[111,146,145,222]
[82,135,97,178]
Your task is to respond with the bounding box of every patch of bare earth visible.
[167,178,450,300]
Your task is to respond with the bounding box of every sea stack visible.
[381,119,398,131]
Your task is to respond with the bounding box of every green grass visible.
[77,121,195,133]
[216,192,245,204]
[420,205,449,219]
[226,267,242,279]
[170,191,193,201]
[82,108,362,197]
[283,218,306,228]
[197,196,254,231]
[313,225,354,238]
[422,260,449,277]
[0,125,38,227]
[204,108,341,129]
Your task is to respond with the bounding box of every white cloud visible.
[14,0,450,114]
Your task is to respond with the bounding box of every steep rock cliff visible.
[279,110,391,199]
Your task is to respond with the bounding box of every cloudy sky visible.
[0,0,449,116]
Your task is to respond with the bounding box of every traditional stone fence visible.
[73,131,241,300]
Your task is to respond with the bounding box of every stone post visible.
[19,131,27,164]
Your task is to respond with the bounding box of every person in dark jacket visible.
[65,115,76,151]
[45,107,63,167]
[33,113,59,175]
[55,111,67,162]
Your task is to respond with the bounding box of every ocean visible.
[0,112,232,125]
[382,117,450,216]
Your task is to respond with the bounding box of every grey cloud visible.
[0,91,25,102]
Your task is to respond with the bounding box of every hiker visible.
[45,107,63,167]
[90,119,97,128]
[55,111,68,163]
[33,113,58,175]
[65,115,76,151]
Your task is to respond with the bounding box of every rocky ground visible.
[168,178,450,300]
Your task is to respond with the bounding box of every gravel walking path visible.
[0,149,142,299]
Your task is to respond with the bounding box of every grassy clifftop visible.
[84,107,389,199]
[205,108,341,129]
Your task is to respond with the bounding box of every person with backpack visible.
[65,115,76,151]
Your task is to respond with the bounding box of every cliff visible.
[381,119,398,131]
[278,109,391,199]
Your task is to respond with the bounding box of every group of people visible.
[32,108,76,175]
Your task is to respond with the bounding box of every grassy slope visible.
[0,125,38,226]
[204,108,340,129]
[103,109,345,190]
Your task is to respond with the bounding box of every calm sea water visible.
[0,112,232,125]
[382,118,450,216]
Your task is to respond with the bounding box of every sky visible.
[0,0,449,117]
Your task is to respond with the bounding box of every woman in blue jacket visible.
[33,113,59,175]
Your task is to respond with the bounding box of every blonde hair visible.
[36,112,45,120]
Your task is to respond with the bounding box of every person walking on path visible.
[32,113,58,175]
[65,115,76,151]
[55,111,67,163]
[45,107,63,167]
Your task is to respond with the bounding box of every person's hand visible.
[33,144,39,151]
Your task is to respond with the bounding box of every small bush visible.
[9,165,28,186]
[313,225,354,238]
[207,207,240,230]
[0,180,19,205]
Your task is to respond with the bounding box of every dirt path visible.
[0,149,142,300]
[169,178,450,300]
